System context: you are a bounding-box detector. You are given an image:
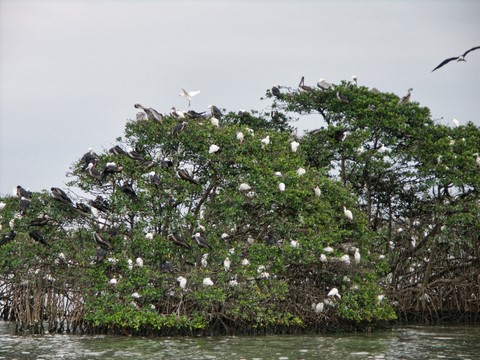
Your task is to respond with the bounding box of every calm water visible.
[1,322,479,359]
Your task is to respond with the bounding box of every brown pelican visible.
[179,88,200,107]
[134,104,163,122]
[109,145,126,156]
[316,79,333,90]
[87,163,103,182]
[19,197,31,215]
[431,46,480,72]
[102,162,123,179]
[149,171,160,189]
[177,169,198,185]
[398,88,413,105]
[120,181,137,201]
[336,92,349,103]
[93,232,113,250]
[29,215,50,227]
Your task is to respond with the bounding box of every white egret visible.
[278,182,286,192]
[343,206,353,221]
[203,277,214,286]
[179,88,200,106]
[290,141,300,152]
[135,257,144,267]
[177,276,187,289]
[209,144,220,154]
[327,288,341,298]
[224,257,231,271]
[314,186,321,197]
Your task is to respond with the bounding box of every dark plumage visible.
[0,230,16,246]
[127,149,144,161]
[186,110,206,119]
[16,185,32,199]
[29,215,50,227]
[29,230,49,247]
[209,105,223,119]
[102,162,123,179]
[193,232,212,250]
[93,232,113,250]
[95,247,108,263]
[149,172,160,189]
[51,187,73,205]
[298,76,314,92]
[171,121,188,136]
[177,169,198,185]
[19,197,31,215]
[109,145,127,156]
[87,163,103,182]
[89,196,111,213]
[120,181,137,201]
[76,202,91,214]
[271,86,281,98]
[334,128,347,142]
[168,233,191,248]
[336,92,349,103]
[80,149,99,170]
[134,103,163,121]
[432,46,480,72]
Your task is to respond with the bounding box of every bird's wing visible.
[463,45,480,57]
[431,57,459,72]
[188,90,200,97]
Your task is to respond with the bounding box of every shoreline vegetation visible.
[1,79,479,336]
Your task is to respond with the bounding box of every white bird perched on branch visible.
[327,287,341,298]
[261,135,270,148]
[278,182,286,192]
[179,88,200,107]
[224,257,231,271]
[209,144,220,154]
[296,167,306,176]
[452,118,459,127]
[343,206,353,221]
[316,78,332,90]
[290,141,300,153]
[314,186,321,197]
[203,277,214,286]
[236,131,244,143]
[177,276,187,289]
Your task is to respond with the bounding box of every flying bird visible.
[179,88,200,107]
[431,46,480,72]
[134,104,163,122]
[398,88,413,105]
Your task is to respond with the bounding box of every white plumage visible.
[327,287,341,298]
[132,292,141,299]
[278,182,286,192]
[354,249,361,264]
[343,206,353,221]
[179,88,200,106]
[145,232,154,240]
[339,254,351,265]
[209,144,220,154]
[239,183,252,191]
[296,167,306,176]
[323,246,334,253]
[109,277,118,285]
[177,276,187,289]
[261,136,270,148]
[127,259,133,270]
[319,254,328,263]
[224,257,231,271]
[203,277,214,286]
[236,131,244,143]
[452,118,459,127]
[314,302,324,313]
[210,117,220,127]
[314,186,321,197]
[290,141,300,153]
[135,257,144,267]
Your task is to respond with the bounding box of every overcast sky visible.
[1,0,479,196]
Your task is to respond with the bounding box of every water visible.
[1,322,479,359]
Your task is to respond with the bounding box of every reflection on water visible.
[1,321,479,359]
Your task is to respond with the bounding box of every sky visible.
[1,0,479,196]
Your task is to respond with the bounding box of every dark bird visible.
[87,163,103,182]
[160,159,174,168]
[120,181,137,201]
[80,148,99,170]
[398,88,413,105]
[29,215,50,227]
[209,105,223,119]
[29,230,50,247]
[19,197,31,215]
[51,187,73,205]
[334,128,347,142]
[93,232,113,250]
[177,169,198,185]
[0,230,16,246]
[171,121,188,136]
[168,233,192,248]
[109,145,127,156]
[298,76,314,92]
[16,185,32,199]
[271,85,281,98]
[76,202,91,214]
[102,162,123,179]
[149,171,160,189]
[431,46,480,72]
[336,91,349,103]
[126,148,145,161]
[134,103,163,122]
[95,247,108,263]
[193,232,212,250]
[89,196,111,213]
[186,110,206,119]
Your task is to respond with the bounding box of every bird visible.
[19,197,31,215]
[398,88,413,105]
[223,257,231,271]
[209,144,220,154]
[334,128,347,142]
[135,257,144,267]
[109,277,118,285]
[120,181,137,201]
[148,171,160,189]
[378,144,387,153]
[29,230,49,247]
[336,92,349,103]
[29,215,50,227]
[431,46,480,72]
[193,232,212,250]
[79,148,99,170]
[95,247,108,263]
[87,163,103,182]
[261,135,270,148]
[0,230,16,246]
[136,112,147,121]
[278,182,286,192]
[126,148,144,161]
[314,302,325,313]
[236,131,244,144]
[177,169,198,185]
[171,121,188,136]
[109,145,127,156]
[452,118,459,127]
[238,183,252,191]
[210,117,220,128]
[351,75,358,86]
[296,167,306,176]
[16,185,32,199]
[271,85,281,98]
[167,233,191,248]
[179,88,200,107]
[327,287,341,298]
[102,162,123,179]
[50,187,73,205]
[93,232,113,250]
[89,196,110,212]
[76,202,91,214]
[177,276,187,289]
[314,186,321,197]
[298,76,314,92]
[343,206,353,221]
[134,103,163,121]
[185,110,206,119]
[316,79,332,90]
[203,277,214,286]
[209,105,223,119]
[290,141,300,153]
[354,249,361,264]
